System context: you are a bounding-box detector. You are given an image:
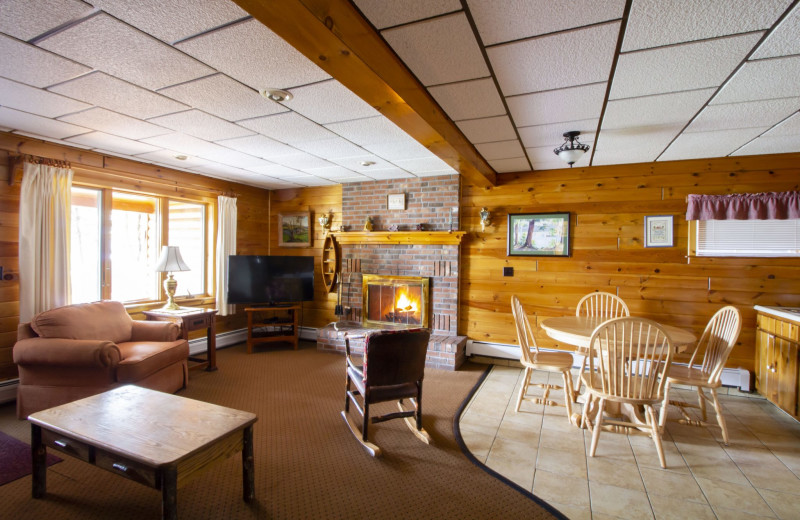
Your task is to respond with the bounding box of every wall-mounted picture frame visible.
[387,193,406,210]
[644,215,674,248]
[278,212,311,247]
[507,212,571,257]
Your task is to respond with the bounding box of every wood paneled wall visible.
[0,132,273,381]
[460,153,800,373]
[268,186,342,329]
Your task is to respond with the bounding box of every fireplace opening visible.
[362,274,429,329]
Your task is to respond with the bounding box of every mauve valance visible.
[686,191,800,221]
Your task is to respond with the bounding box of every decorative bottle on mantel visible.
[364,216,373,231]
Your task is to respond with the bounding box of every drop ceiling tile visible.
[601,88,716,130]
[456,115,517,144]
[0,106,89,139]
[65,131,160,155]
[507,83,607,127]
[415,169,454,177]
[216,134,299,159]
[763,112,800,137]
[240,112,336,144]
[622,0,791,52]
[147,110,254,141]
[592,123,683,165]
[468,0,625,46]
[90,0,248,43]
[324,116,411,146]
[361,139,431,161]
[732,134,800,156]
[711,56,800,104]
[134,149,210,169]
[293,177,337,187]
[686,98,799,133]
[0,0,92,41]
[304,166,364,179]
[489,156,532,173]
[191,162,263,180]
[244,163,307,178]
[659,127,767,161]
[294,138,371,160]
[488,22,620,96]
[352,0,461,30]
[280,80,378,124]
[38,13,213,90]
[270,153,333,170]
[610,33,762,100]
[392,156,454,174]
[59,107,169,139]
[176,19,330,91]
[751,4,800,59]
[330,155,396,173]
[475,140,525,161]
[139,132,218,156]
[518,119,598,149]
[526,143,594,168]
[48,72,190,119]
[12,131,90,148]
[0,77,91,117]
[382,13,489,86]
[428,78,506,121]
[363,169,416,180]
[158,74,288,122]
[0,33,90,88]
[196,147,268,170]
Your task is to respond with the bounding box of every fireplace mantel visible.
[330,231,466,245]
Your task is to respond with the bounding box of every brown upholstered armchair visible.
[13,301,189,419]
[341,328,431,457]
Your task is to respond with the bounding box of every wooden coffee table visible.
[28,385,257,520]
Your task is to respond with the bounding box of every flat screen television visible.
[227,255,314,305]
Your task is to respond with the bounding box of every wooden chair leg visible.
[646,405,667,468]
[515,367,531,412]
[589,397,606,457]
[561,370,574,423]
[658,380,671,433]
[362,401,369,441]
[573,356,586,402]
[697,386,707,421]
[710,388,729,445]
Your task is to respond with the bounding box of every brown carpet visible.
[0,431,61,486]
[0,342,563,519]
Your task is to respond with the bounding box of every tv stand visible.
[245,304,300,353]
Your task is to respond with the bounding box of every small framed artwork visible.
[507,212,570,257]
[644,215,674,248]
[387,193,406,210]
[278,212,311,247]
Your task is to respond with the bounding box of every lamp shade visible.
[557,148,586,165]
[154,246,190,273]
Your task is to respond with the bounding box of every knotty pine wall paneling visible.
[269,186,343,329]
[0,133,272,382]
[460,153,800,374]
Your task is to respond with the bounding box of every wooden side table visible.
[143,308,218,371]
[245,304,300,353]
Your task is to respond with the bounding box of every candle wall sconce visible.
[318,210,333,235]
[479,207,491,231]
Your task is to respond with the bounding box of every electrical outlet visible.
[503,267,513,277]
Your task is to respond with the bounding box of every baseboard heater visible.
[466,340,752,392]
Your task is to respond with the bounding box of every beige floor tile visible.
[737,461,800,495]
[460,429,494,462]
[532,469,590,508]
[487,436,538,466]
[496,418,540,446]
[697,476,775,517]
[632,436,689,472]
[709,506,777,519]
[682,453,750,485]
[638,465,707,503]
[459,410,502,436]
[544,501,591,520]
[502,407,546,429]
[758,488,800,520]
[485,449,535,490]
[537,446,587,479]
[588,481,654,520]
[648,493,716,520]
[587,456,645,492]
[540,424,586,453]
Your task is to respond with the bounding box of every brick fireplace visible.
[316,175,467,370]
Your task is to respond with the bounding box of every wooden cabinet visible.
[245,305,300,354]
[755,307,800,420]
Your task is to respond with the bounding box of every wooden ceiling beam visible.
[232,0,496,188]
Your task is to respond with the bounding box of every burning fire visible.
[395,291,419,313]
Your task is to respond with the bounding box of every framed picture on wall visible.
[278,212,311,247]
[387,193,406,210]
[644,215,673,247]
[507,212,571,257]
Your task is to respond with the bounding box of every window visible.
[695,219,800,257]
[70,186,211,305]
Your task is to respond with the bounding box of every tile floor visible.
[459,364,800,520]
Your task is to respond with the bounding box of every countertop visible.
[754,306,800,323]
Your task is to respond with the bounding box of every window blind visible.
[697,219,800,257]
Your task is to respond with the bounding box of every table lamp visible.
[154,246,190,310]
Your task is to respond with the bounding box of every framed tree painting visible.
[507,212,571,257]
[278,212,311,247]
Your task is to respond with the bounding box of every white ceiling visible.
[0,0,799,190]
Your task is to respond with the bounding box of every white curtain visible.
[215,196,237,316]
[19,161,73,322]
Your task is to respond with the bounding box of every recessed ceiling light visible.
[360,160,376,167]
[259,88,293,102]
[174,155,188,161]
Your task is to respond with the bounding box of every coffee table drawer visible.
[95,449,158,488]
[42,429,90,462]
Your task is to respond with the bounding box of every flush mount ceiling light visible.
[174,155,188,161]
[259,88,293,102]
[359,160,376,167]
[554,131,590,167]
